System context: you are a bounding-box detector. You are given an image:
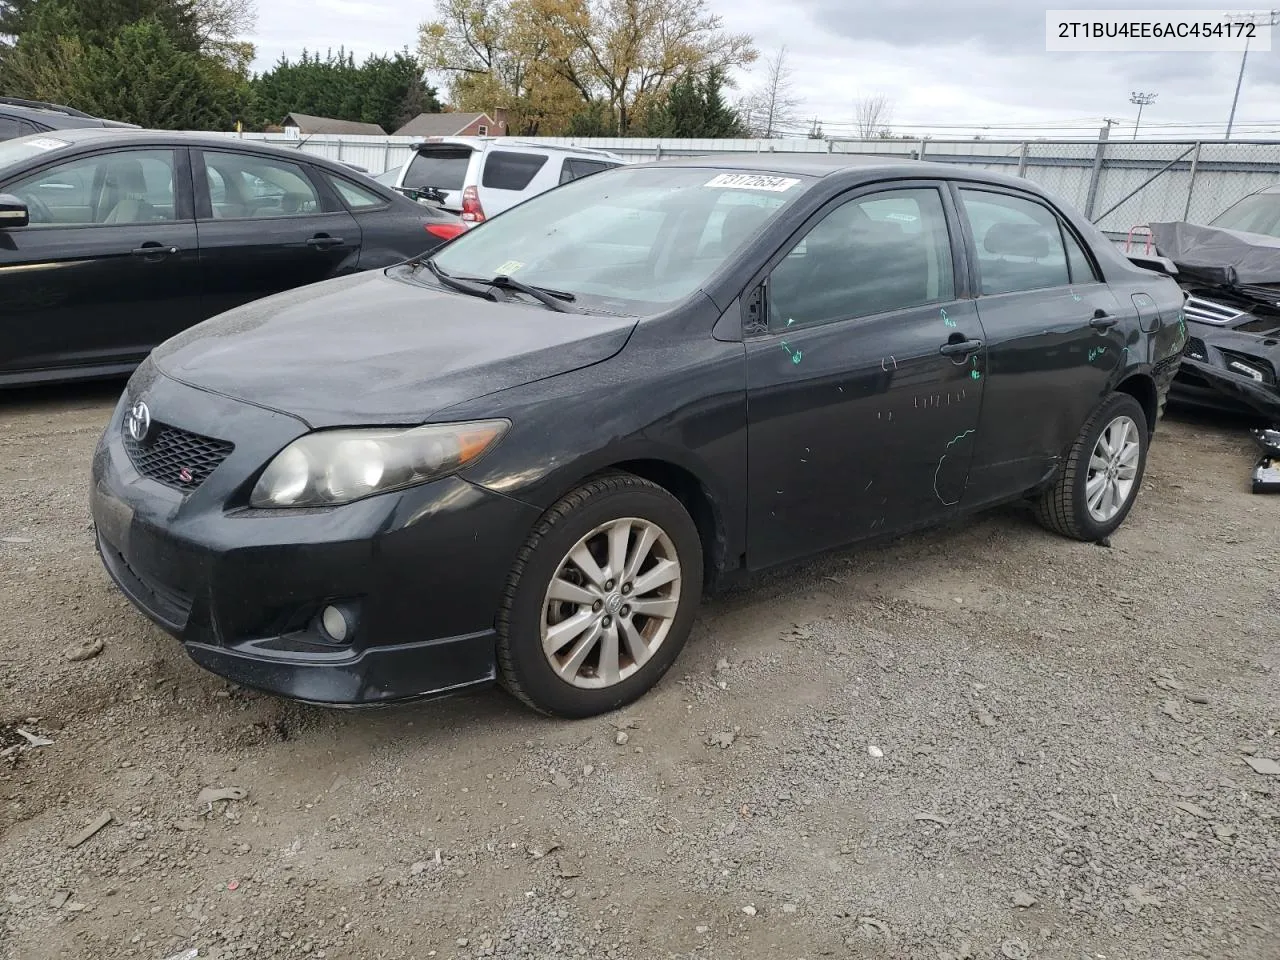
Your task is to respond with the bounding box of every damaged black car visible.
[1147,186,1280,421]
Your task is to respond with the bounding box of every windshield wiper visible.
[423,258,493,298]
[487,275,580,313]
[423,259,580,313]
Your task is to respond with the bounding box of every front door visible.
[193,148,362,318]
[0,146,200,376]
[952,186,1128,504]
[745,183,985,569]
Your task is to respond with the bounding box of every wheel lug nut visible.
[605,579,615,591]
[620,605,630,617]
[602,615,612,627]
[621,583,632,595]
[592,600,603,612]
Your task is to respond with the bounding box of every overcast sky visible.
[250,1,1280,139]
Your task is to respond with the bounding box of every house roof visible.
[281,113,386,136]
[393,112,492,137]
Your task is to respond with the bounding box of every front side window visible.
[767,187,956,331]
[482,150,548,191]
[427,166,810,315]
[960,189,1070,295]
[202,151,322,219]
[6,148,177,226]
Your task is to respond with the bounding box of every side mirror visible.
[0,193,29,228]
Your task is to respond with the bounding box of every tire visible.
[496,473,704,718]
[1035,392,1149,542]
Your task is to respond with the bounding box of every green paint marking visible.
[970,369,981,380]
[941,307,956,328]
[781,340,803,364]
[933,428,977,506]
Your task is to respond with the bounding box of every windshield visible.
[425,166,810,315]
[0,134,72,175]
[1209,192,1280,238]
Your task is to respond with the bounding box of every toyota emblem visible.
[126,400,152,443]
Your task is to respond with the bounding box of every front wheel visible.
[1035,392,1149,541]
[496,474,703,717]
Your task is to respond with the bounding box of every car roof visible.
[412,136,625,161]
[635,152,1046,192]
[5,127,374,169]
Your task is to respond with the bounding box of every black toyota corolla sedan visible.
[90,156,1187,717]
[0,129,465,386]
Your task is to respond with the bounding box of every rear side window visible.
[559,158,614,184]
[326,174,386,209]
[0,117,23,140]
[202,151,324,219]
[482,151,548,191]
[404,148,471,191]
[960,189,1070,295]
[1062,226,1098,283]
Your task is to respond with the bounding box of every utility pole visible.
[1129,92,1156,139]
[1224,10,1280,140]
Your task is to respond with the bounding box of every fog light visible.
[320,605,351,643]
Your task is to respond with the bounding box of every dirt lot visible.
[1,382,1277,960]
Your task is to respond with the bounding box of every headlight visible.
[250,420,509,508]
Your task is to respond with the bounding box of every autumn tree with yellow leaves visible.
[417,0,756,135]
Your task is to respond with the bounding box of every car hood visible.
[151,269,638,427]
[1150,220,1280,287]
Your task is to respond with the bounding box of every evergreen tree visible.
[248,49,440,132]
[644,68,747,138]
[71,18,246,128]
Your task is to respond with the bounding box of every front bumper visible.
[1170,321,1280,421]
[90,369,542,706]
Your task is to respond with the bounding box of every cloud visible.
[245,0,1280,137]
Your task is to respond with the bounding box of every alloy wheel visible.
[540,517,682,689]
[1085,414,1141,523]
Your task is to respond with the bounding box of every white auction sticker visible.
[704,173,800,192]
[25,137,70,151]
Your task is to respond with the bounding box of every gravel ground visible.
[1,382,1277,960]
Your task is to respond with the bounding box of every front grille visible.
[123,422,233,492]
[1183,295,1245,326]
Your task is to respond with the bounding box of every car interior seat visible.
[99,158,157,224]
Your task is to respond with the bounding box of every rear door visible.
[0,145,201,376]
[193,148,362,317]
[400,143,475,213]
[953,184,1126,505]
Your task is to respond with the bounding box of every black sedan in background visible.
[91,157,1186,718]
[0,129,465,386]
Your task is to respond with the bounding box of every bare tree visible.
[740,45,801,138]
[853,93,893,139]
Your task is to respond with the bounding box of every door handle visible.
[939,338,984,356]
[306,235,344,249]
[1089,310,1119,330]
[131,244,178,258]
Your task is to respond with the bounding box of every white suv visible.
[392,138,625,223]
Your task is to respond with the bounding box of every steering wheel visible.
[21,193,54,225]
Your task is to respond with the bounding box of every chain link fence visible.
[227,131,1280,239]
